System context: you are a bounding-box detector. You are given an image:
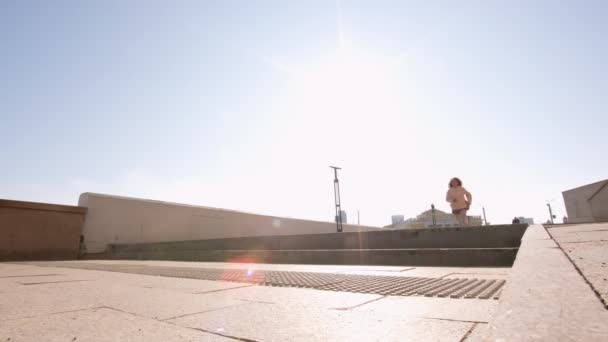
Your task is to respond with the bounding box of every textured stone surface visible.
[548,223,608,306]
[0,307,228,341]
[487,225,608,341]
[352,296,499,323]
[169,303,474,342]
[464,323,490,341]
[0,261,488,341]
[214,285,383,309]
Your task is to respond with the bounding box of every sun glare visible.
[288,48,403,121]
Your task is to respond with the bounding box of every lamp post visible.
[330,166,343,232]
[547,203,555,224]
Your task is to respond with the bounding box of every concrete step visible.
[108,224,528,254]
[108,247,518,267]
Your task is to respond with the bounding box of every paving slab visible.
[486,225,608,341]
[218,284,382,309]
[0,281,107,321]
[548,223,608,306]
[352,296,499,323]
[463,322,490,341]
[0,275,93,293]
[400,267,510,279]
[169,302,474,342]
[0,260,505,341]
[0,263,60,277]
[0,274,247,321]
[5,262,259,294]
[0,307,229,342]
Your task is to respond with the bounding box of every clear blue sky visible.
[2,0,607,225]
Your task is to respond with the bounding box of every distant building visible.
[384,209,483,229]
[516,217,534,225]
[563,179,608,223]
[391,215,405,225]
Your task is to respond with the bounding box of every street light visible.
[330,166,343,233]
[547,202,555,224]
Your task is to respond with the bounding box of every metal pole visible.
[482,206,487,226]
[330,166,343,232]
[357,210,360,225]
[547,203,554,224]
[431,204,436,227]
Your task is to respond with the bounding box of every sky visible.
[1,0,607,226]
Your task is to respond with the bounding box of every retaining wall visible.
[79,193,379,253]
[0,199,86,261]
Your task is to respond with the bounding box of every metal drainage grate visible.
[29,262,505,300]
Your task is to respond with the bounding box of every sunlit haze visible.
[2,1,607,225]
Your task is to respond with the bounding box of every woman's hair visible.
[449,177,462,188]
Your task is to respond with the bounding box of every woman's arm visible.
[446,190,452,202]
[464,188,472,206]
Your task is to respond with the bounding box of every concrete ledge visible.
[108,224,528,254]
[0,199,86,214]
[486,225,608,340]
[108,248,518,267]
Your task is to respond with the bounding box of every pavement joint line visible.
[459,322,480,342]
[0,274,62,278]
[544,225,608,310]
[439,273,458,279]
[440,272,508,279]
[562,228,608,234]
[331,295,386,310]
[421,316,489,324]
[161,302,254,322]
[100,306,259,342]
[235,298,275,305]
[186,326,260,342]
[19,279,92,285]
[563,239,608,244]
[0,306,105,322]
[193,284,255,294]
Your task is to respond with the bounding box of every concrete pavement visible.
[547,223,608,307]
[1,262,504,341]
[2,223,607,341]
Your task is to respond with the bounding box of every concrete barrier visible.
[109,224,528,254]
[79,193,379,253]
[0,199,86,261]
[107,248,519,267]
[99,224,527,267]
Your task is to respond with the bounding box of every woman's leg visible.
[456,210,468,226]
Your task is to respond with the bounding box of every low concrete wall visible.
[0,199,86,261]
[79,193,380,253]
[109,224,528,254]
